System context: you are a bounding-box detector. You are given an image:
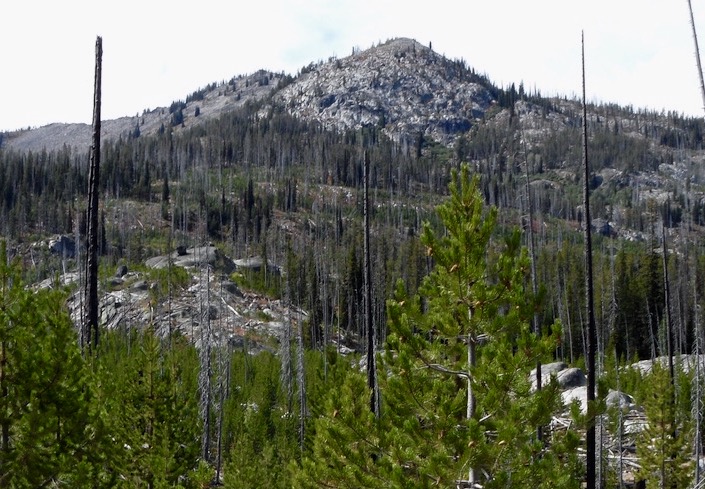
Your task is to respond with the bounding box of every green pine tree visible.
[636,363,693,489]
[98,329,201,487]
[0,242,108,487]
[223,351,300,489]
[294,166,582,488]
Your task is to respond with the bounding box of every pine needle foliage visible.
[294,166,582,488]
[96,329,201,487]
[0,242,106,487]
[636,363,693,489]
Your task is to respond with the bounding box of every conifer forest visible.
[4,36,705,488]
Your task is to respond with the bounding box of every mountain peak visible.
[273,37,493,145]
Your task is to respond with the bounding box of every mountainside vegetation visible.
[2,37,705,486]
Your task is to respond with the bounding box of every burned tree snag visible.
[582,31,597,489]
[364,150,379,417]
[84,36,102,351]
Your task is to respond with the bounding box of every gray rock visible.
[146,246,234,272]
[174,246,218,268]
[108,277,124,287]
[221,280,242,296]
[530,361,569,389]
[562,386,589,413]
[605,390,634,411]
[556,368,586,389]
[131,280,149,291]
[48,235,76,258]
[234,256,280,275]
[629,354,705,376]
[145,256,169,269]
[562,387,637,416]
[115,264,128,277]
[234,256,265,271]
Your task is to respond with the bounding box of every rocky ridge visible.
[272,38,493,145]
[1,70,281,153]
[1,38,499,153]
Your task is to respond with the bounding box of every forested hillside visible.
[2,37,705,487]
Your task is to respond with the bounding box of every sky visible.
[2,0,705,132]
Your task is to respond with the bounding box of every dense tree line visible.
[3,74,705,484]
[1,90,705,360]
[1,164,701,486]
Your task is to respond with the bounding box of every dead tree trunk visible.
[688,0,705,113]
[84,36,102,351]
[662,224,675,388]
[297,314,307,452]
[214,341,231,484]
[199,259,212,463]
[582,31,598,489]
[364,150,379,417]
[686,4,705,482]
[521,128,542,443]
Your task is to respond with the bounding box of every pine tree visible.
[98,330,201,487]
[294,166,582,488]
[0,242,107,486]
[637,363,693,489]
[224,351,299,489]
[383,165,581,487]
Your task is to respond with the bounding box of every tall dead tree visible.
[199,252,213,463]
[688,0,705,112]
[662,224,675,389]
[687,2,705,483]
[521,127,543,443]
[693,249,703,486]
[364,150,379,417]
[582,31,597,489]
[84,36,102,351]
[297,314,307,452]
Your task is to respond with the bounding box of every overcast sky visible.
[2,0,705,132]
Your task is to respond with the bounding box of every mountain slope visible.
[272,38,494,145]
[2,38,500,153]
[1,70,282,153]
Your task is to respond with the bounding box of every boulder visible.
[221,280,242,297]
[556,367,586,389]
[530,361,568,388]
[146,246,235,273]
[605,390,634,412]
[562,386,589,413]
[562,387,635,415]
[145,256,170,269]
[48,235,76,258]
[234,256,281,276]
[131,280,149,291]
[629,354,705,376]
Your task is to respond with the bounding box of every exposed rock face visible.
[233,256,281,275]
[556,367,587,389]
[629,354,705,375]
[530,361,569,390]
[2,38,497,153]
[145,246,235,273]
[529,362,635,414]
[561,386,636,415]
[58,247,301,354]
[48,235,76,258]
[531,362,647,488]
[274,38,493,146]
